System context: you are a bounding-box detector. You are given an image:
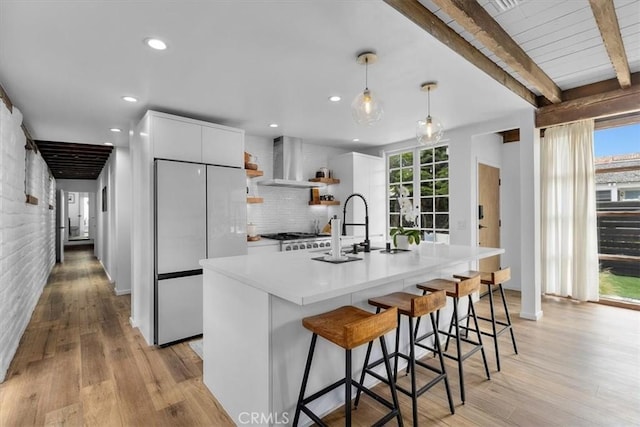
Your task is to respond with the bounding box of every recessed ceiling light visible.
[110,128,122,133]
[122,96,138,103]
[104,142,114,146]
[269,123,279,128]
[352,138,360,142]
[145,38,167,50]
[328,95,341,102]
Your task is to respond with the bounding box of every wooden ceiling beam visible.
[589,0,632,88]
[45,161,106,167]
[383,0,537,107]
[35,140,112,180]
[0,83,13,112]
[535,82,640,128]
[595,112,640,130]
[36,141,113,152]
[39,153,111,160]
[499,128,520,143]
[429,0,562,104]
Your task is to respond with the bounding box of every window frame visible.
[386,144,450,243]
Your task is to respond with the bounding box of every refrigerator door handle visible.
[157,269,203,281]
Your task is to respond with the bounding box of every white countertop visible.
[201,243,504,306]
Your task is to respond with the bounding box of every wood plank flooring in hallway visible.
[0,247,234,426]
[0,247,639,426]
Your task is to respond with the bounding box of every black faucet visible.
[342,193,370,253]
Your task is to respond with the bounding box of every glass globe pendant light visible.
[416,82,444,145]
[351,52,383,125]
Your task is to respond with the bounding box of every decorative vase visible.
[395,235,410,250]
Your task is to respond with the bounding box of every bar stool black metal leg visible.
[293,333,318,427]
[408,316,418,426]
[355,308,381,409]
[499,284,518,354]
[345,349,352,426]
[487,284,501,371]
[354,338,371,408]
[453,297,466,404]
[431,312,455,414]
[469,295,491,380]
[394,315,401,381]
[444,309,455,352]
[379,335,404,427]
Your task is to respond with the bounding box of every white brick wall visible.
[0,103,56,382]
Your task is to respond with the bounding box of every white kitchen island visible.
[200,243,503,426]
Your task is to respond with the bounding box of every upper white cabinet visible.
[202,126,243,167]
[149,111,244,167]
[153,116,202,162]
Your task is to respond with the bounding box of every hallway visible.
[0,247,233,426]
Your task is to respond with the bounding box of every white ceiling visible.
[424,0,640,92]
[1,1,538,149]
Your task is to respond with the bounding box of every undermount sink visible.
[340,246,384,254]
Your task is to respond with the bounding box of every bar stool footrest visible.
[363,352,449,400]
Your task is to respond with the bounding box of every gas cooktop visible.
[261,232,322,241]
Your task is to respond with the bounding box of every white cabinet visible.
[330,152,385,238]
[150,111,244,167]
[130,110,245,345]
[153,116,202,162]
[248,243,280,255]
[202,126,243,167]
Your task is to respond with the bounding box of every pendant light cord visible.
[427,87,431,117]
[365,57,369,91]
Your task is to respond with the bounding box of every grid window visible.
[388,146,449,243]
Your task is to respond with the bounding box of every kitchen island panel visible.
[203,269,271,423]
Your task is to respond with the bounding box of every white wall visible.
[96,147,131,296]
[114,148,131,296]
[501,142,522,292]
[245,134,349,234]
[56,179,96,193]
[0,104,56,382]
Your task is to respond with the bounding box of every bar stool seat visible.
[417,274,490,404]
[357,290,454,426]
[453,268,518,371]
[293,306,403,426]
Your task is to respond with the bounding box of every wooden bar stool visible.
[453,268,518,371]
[416,274,490,404]
[293,306,403,427]
[355,290,455,427]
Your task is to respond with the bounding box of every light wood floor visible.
[1,247,639,426]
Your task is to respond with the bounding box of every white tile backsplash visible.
[245,134,349,234]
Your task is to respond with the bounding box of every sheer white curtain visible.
[541,120,599,302]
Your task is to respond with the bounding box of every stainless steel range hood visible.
[258,136,323,188]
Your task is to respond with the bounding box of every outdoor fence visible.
[597,200,640,277]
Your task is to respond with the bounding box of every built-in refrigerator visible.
[154,159,247,346]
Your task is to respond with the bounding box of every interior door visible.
[55,189,65,262]
[478,163,501,272]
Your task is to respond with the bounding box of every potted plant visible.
[390,185,421,249]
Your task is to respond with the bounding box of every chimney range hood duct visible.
[258,136,323,188]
